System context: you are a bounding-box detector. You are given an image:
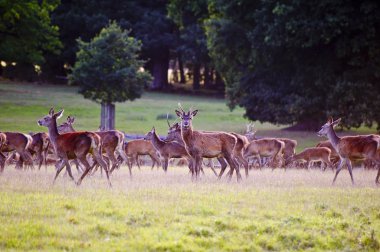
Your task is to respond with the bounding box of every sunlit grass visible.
[0,167,379,251]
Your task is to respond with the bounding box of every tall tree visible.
[69,22,151,130]
[51,0,174,89]
[206,0,380,130]
[0,0,61,77]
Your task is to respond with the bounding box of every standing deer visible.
[57,116,129,173]
[122,139,161,174]
[175,106,242,180]
[285,147,333,170]
[38,108,111,186]
[317,117,380,184]
[243,138,285,169]
[144,127,193,173]
[29,132,50,170]
[0,132,34,170]
[0,132,6,172]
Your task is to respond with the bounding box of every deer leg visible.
[136,156,141,170]
[0,152,5,172]
[332,159,345,184]
[225,154,242,182]
[88,151,112,187]
[21,150,34,170]
[375,161,380,184]
[53,160,65,184]
[217,158,228,179]
[163,158,169,172]
[345,159,355,185]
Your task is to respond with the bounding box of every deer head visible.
[317,117,341,137]
[166,122,181,142]
[175,104,198,130]
[245,122,257,141]
[57,116,76,133]
[38,108,64,127]
[144,127,155,140]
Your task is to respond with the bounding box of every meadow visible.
[1,81,380,251]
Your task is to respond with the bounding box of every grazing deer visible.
[29,132,50,170]
[123,139,161,174]
[57,116,129,173]
[0,132,34,170]
[175,106,242,180]
[38,108,111,186]
[317,117,380,184]
[243,138,285,169]
[285,147,333,170]
[0,132,6,172]
[144,127,193,172]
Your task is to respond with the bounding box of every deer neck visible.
[47,119,60,153]
[151,131,165,150]
[181,125,194,146]
[326,127,340,150]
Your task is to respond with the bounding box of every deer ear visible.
[175,110,182,117]
[151,127,155,132]
[327,116,333,124]
[55,109,64,119]
[332,118,341,127]
[70,116,75,124]
[49,108,54,116]
[191,109,198,117]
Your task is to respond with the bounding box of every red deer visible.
[166,120,219,177]
[37,108,110,186]
[144,127,193,172]
[0,132,6,172]
[57,116,129,173]
[0,132,34,170]
[317,117,380,184]
[316,140,340,166]
[29,132,50,170]
[243,138,285,169]
[175,106,242,180]
[123,139,161,175]
[285,147,333,170]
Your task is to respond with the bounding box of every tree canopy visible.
[69,22,151,104]
[0,0,61,64]
[206,0,380,129]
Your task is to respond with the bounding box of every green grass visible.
[0,167,380,251]
[1,81,377,152]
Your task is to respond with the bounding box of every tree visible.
[0,0,61,78]
[206,0,380,130]
[50,0,174,89]
[69,22,151,130]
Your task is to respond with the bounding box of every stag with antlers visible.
[38,108,111,186]
[175,105,242,180]
[317,117,380,184]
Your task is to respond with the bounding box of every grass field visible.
[0,167,380,251]
[1,81,380,251]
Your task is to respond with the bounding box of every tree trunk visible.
[100,102,115,130]
[193,63,201,90]
[150,50,169,90]
[204,65,211,88]
[178,54,186,84]
[215,71,224,89]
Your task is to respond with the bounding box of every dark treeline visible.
[1,0,380,130]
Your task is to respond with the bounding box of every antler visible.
[178,103,185,113]
[166,113,171,128]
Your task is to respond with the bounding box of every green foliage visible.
[69,22,151,104]
[206,0,380,129]
[0,0,61,64]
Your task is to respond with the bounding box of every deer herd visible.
[0,106,379,187]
